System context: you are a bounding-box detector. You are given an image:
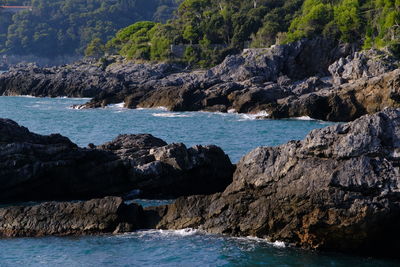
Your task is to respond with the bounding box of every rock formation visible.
[1,109,400,258]
[0,197,143,237]
[0,39,399,122]
[0,119,233,202]
[155,108,400,256]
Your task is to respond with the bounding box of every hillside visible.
[103,0,399,67]
[0,0,178,57]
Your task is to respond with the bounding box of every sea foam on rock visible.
[154,108,400,257]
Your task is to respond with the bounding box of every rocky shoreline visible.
[0,108,399,258]
[1,38,399,122]
[0,38,400,259]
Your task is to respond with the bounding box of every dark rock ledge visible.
[0,197,142,237]
[0,118,234,203]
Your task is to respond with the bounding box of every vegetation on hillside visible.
[286,0,400,54]
[102,0,304,66]
[0,0,178,57]
[103,0,399,67]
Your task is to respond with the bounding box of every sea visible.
[0,96,398,266]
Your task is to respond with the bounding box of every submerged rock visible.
[155,109,400,256]
[0,197,143,237]
[0,119,233,202]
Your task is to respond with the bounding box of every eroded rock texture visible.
[156,109,400,256]
[0,197,143,237]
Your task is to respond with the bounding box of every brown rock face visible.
[270,69,400,121]
[0,197,142,237]
[156,109,400,256]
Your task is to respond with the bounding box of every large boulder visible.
[156,109,400,256]
[98,134,235,198]
[0,119,130,202]
[0,197,143,237]
[0,119,234,202]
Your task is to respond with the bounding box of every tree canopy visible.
[0,0,178,57]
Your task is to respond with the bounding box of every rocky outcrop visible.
[208,38,350,82]
[72,48,400,121]
[97,134,234,198]
[329,49,399,85]
[155,109,400,256]
[0,38,350,113]
[0,59,183,98]
[269,68,400,122]
[0,119,233,202]
[1,39,399,122]
[0,197,143,237]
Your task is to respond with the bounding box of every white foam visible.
[115,229,286,248]
[136,106,168,111]
[227,109,236,113]
[294,116,314,121]
[69,105,84,110]
[242,236,286,248]
[18,95,36,98]
[62,97,91,100]
[161,228,199,236]
[116,228,200,239]
[152,113,191,118]
[238,111,270,121]
[106,102,125,109]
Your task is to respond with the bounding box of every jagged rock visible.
[289,76,331,96]
[102,136,235,197]
[329,49,399,85]
[0,197,143,237]
[269,69,400,121]
[208,38,349,82]
[3,39,400,122]
[155,109,400,257]
[0,60,183,98]
[0,119,130,202]
[0,38,350,115]
[0,119,233,202]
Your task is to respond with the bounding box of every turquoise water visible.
[0,96,398,266]
[0,230,398,267]
[0,96,332,162]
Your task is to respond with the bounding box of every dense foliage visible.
[105,0,304,66]
[286,0,400,54]
[105,0,399,66]
[0,0,178,57]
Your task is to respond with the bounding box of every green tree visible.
[334,0,361,42]
[85,38,105,58]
